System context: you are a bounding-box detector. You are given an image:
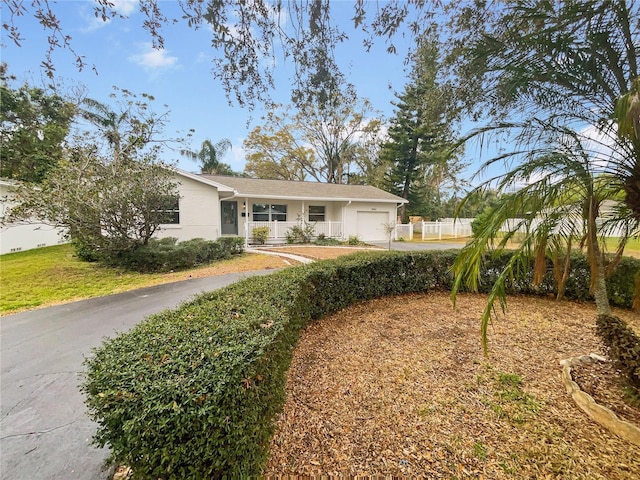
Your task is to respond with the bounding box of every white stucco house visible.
[0,171,408,254]
[159,170,408,245]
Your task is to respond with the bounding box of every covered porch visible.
[246,220,343,244]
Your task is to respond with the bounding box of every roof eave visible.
[226,193,407,203]
[174,168,235,192]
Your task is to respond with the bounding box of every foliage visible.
[2,87,186,263]
[314,236,342,246]
[285,218,316,244]
[82,249,638,478]
[243,93,384,184]
[105,237,244,273]
[243,124,310,181]
[252,226,269,245]
[3,150,179,260]
[347,235,363,245]
[3,1,434,109]
[180,138,236,175]
[381,26,464,221]
[453,125,640,352]
[449,0,640,219]
[79,87,181,162]
[0,63,75,183]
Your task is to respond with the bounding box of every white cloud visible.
[111,0,138,16]
[229,143,247,170]
[78,0,137,33]
[129,43,179,70]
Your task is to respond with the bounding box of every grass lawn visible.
[0,244,287,315]
[412,234,640,258]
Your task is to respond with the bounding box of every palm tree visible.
[452,122,639,353]
[181,138,233,175]
[79,97,127,161]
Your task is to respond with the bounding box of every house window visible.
[158,196,180,224]
[308,205,325,222]
[252,203,287,221]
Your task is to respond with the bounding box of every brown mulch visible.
[265,293,640,479]
[571,360,640,426]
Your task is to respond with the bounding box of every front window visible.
[252,203,287,221]
[308,205,325,222]
[157,196,180,224]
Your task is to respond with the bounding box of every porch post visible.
[244,197,249,247]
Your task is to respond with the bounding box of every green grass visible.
[2,243,274,315]
[0,244,177,314]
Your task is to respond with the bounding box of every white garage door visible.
[356,211,389,241]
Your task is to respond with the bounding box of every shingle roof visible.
[199,174,407,203]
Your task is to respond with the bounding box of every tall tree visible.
[79,87,175,163]
[180,138,235,175]
[0,64,75,183]
[243,125,310,181]
[3,87,183,261]
[243,93,383,183]
[381,27,463,221]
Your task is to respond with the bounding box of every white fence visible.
[248,221,343,241]
[417,219,473,240]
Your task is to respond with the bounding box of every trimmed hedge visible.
[82,250,639,478]
[105,237,244,273]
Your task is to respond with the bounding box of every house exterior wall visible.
[0,182,68,255]
[155,175,221,242]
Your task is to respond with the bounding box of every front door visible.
[221,201,238,235]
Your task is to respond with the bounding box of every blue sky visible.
[2,1,482,179]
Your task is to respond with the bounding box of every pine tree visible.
[381,27,460,222]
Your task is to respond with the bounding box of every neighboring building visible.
[0,179,68,255]
[158,170,408,244]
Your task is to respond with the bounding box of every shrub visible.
[347,235,362,245]
[314,236,342,246]
[285,219,315,244]
[82,249,639,478]
[104,237,244,273]
[252,227,269,245]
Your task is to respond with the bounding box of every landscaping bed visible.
[83,251,640,478]
[265,292,640,479]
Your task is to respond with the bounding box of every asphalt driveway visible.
[0,270,274,480]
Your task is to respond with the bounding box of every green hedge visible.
[105,237,244,273]
[82,250,639,478]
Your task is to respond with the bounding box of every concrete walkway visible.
[0,270,274,480]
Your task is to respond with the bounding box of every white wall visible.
[0,181,68,255]
[154,175,221,242]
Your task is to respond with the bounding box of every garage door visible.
[356,211,389,241]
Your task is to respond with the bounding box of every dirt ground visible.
[265,292,640,479]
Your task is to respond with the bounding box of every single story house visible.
[158,170,408,245]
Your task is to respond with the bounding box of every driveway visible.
[0,270,274,480]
